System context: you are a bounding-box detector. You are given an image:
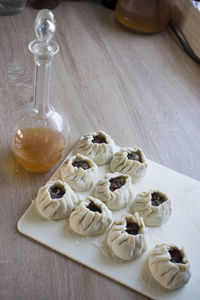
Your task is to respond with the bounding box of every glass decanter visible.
[11,9,70,172]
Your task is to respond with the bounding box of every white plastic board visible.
[17,144,200,300]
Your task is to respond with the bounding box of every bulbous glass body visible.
[11,102,69,172]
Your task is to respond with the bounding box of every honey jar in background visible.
[115,0,174,33]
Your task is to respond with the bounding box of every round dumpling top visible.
[60,153,97,192]
[107,213,147,261]
[69,196,112,236]
[131,190,172,226]
[110,147,147,182]
[35,180,78,220]
[73,130,115,165]
[148,243,191,290]
[94,172,133,210]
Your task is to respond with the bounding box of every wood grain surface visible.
[0,1,200,300]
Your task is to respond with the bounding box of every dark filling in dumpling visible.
[72,160,90,170]
[151,192,165,206]
[127,151,141,162]
[109,176,126,192]
[87,202,102,213]
[169,248,183,264]
[49,185,65,199]
[92,134,107,144]
[125,222,140,235]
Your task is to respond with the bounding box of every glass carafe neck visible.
[29,9,59,118]
[33,59,51,118]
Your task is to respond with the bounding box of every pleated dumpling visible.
[73,130,115,166]
[94,172,133,210]
[131,190,172,226]
[60,153,97,192]
[148,243,191,290]
[107,213,147,261]
[110,147,147,182]
[69,196,112,236]
[35,180,78,220]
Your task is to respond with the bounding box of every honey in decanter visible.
[12,127,66,172]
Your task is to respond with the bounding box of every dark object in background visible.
[101,0,117,10]
[169,22,200,64]
[29,0,60,9]
[169,0,200,64]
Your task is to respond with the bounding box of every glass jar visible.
[115,0,174,33]
[0,0,27,15]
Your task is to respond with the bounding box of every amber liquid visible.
[115,0,172,33]
[12,127,66,172]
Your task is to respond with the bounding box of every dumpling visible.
[69,196,112,236]
[35,180,78,220]
[94,172,133,210]
[60,153,97,192]
[131,190,172,226]
[107,213,147,261]
[110,147,147,182]
[73,130,115,165]
[148,243,191,290]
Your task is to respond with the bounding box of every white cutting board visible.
[17,144,200,300]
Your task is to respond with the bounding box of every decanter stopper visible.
[29,9,59,65]
[35,9,56,43]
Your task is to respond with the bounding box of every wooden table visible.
[1,1,200,299]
